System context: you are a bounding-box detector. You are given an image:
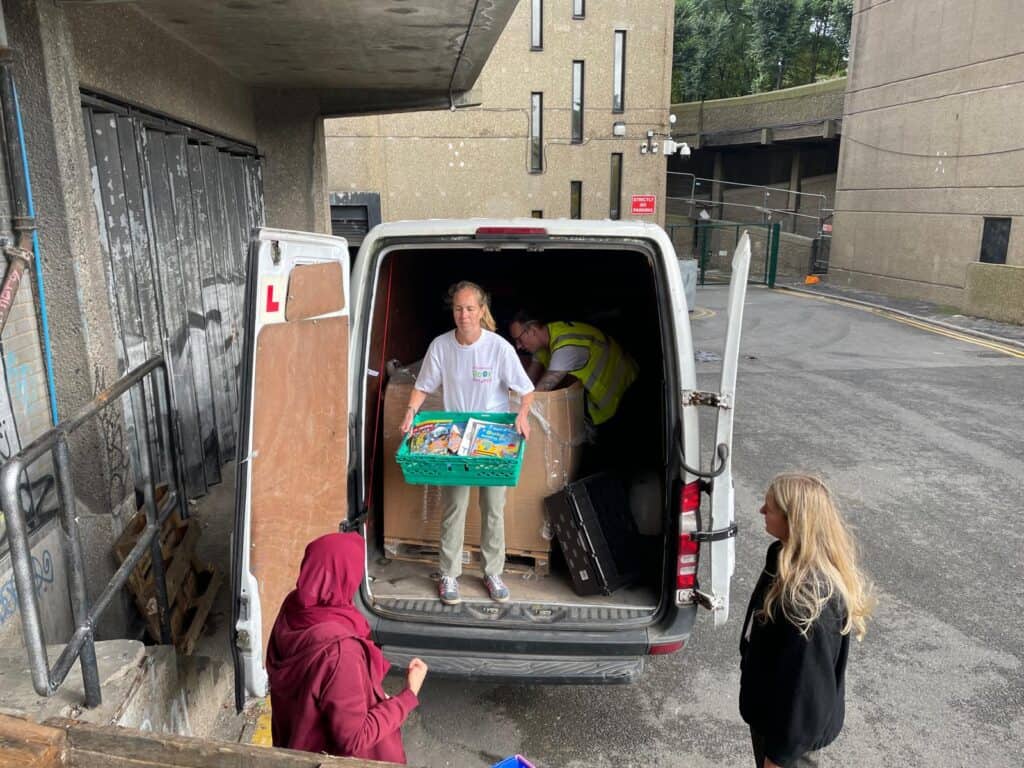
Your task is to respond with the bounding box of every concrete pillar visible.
[6,0,133,637]
[254,89,329,234]
[788,148,802,233]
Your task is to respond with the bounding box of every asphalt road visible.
[399,285,1024,768]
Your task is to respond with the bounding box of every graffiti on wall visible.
[0,345,58,553]
[0,548,54,626]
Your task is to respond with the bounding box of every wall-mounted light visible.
[613,121,626,137]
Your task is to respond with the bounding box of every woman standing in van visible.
[400,281,534,605]
[740,473,875,768]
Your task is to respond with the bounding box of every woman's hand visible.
[515,410,531,440]
[406,657,428,696]
[515,392,535,440]
[400,408,415,435]
[402,390,428,434]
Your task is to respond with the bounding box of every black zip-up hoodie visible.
[739,541,849,767]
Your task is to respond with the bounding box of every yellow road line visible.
[783,289,1024,360]
[251,699,273,747]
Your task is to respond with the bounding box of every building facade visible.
[326,0,676,235]
[831,0,1024,321]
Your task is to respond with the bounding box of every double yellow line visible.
[782,288,1024,360]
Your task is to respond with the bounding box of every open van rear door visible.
[231,229,350,705]
[686,234,750,627]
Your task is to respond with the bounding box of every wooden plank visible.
[56,718,398,767]
[286,262,345,321]
[0,714,66,768]
[249,317,349,658]
[177,562,222,655]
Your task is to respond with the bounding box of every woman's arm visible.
[400,389,428,434]
[320,646,419,758]
[515,391,534,440]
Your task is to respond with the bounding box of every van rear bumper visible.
[382,646,643,684]
[370,605,697,683]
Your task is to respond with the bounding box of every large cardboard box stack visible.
[381,364,585,558]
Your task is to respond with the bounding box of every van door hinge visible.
[682,389,732,409]
[690,522,738,543]
[692,589,724,611]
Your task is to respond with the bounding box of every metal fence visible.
[668,221,781,287]
[667,172,829,238]
[1,356,182,707]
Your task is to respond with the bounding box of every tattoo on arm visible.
[536,370,568,392]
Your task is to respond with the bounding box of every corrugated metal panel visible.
[83,99,263,499]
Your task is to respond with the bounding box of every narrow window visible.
[571,61,585,144]
[531,209,544,218]
[531,0,543,50]
[530,92,543,172]
[609,154,623,219]
[573,0,585,19]
[980,217,1011,264]
[612,31,626,113]
[570,181,582,219]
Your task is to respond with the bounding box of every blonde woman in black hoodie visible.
[740,473,875,768]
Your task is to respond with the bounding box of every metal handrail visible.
[667,171,830,233]
[1,355,184,707]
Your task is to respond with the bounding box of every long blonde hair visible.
[447,280,496,331]
[760,473,875,640]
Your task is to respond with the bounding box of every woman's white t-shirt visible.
[415,329,534,413]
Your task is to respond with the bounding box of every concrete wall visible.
[0,519,73,648]
[326,0,675,226]
[831,0,1024,316]
[1,0,335,643]
[672,77,846,143]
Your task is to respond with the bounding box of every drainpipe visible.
[0,4,59,424]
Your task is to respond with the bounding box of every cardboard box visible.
[382,365,585,555]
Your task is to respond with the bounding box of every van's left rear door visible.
[232,229,350,705]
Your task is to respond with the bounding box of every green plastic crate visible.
[395,411,525,487]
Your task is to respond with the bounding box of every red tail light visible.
[649,640,685,655]
[677,481,700,590]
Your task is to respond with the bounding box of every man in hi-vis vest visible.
[508,311,638,428]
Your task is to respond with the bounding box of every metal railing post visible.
[136,380,172,645]
[768,222,781,288]
[0,460,51,696]
[52,434,101,707]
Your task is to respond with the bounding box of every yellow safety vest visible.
[536,321,638,425]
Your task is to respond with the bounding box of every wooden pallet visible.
[383,536,550,577]
[112,496,221,653]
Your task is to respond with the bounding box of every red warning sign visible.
[631,194,656,215]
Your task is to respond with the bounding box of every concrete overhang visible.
[58,0,519,116]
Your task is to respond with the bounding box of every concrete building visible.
[326,0,676,238]
[832,0,1024,322]
[0,0,515,652]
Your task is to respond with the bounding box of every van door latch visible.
[682,389,732,409]
[692,590,724,611]
[690,522,738,543]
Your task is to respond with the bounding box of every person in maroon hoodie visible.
[267,532,428,763]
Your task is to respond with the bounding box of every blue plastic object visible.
[490,757,535,768]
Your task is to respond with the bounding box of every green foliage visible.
[672,0,852,102]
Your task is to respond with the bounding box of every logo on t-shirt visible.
[472,366,493,383]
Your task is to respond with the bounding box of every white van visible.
[231,220,750,703]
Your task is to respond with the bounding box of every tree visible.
[672,0,852,102]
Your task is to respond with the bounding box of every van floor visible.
[368,558,658,609]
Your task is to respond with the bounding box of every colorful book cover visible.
[468,421,521,459]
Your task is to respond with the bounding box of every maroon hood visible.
[267,532,388,692]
